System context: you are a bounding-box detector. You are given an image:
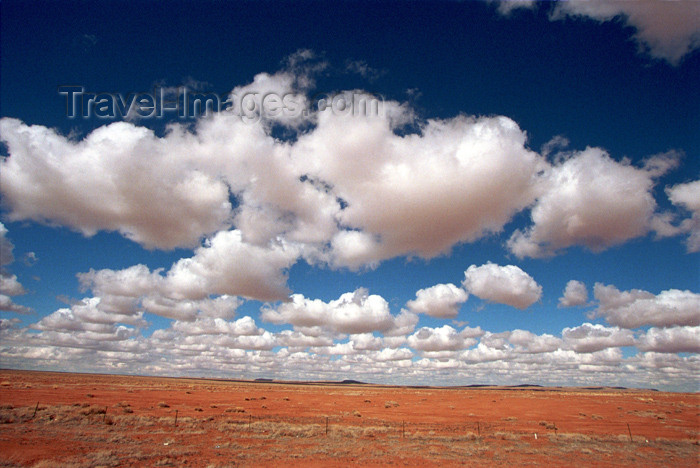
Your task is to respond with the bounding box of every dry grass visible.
[0,392,696,467]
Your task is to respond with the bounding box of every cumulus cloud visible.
[261,288,418,335]
[508,149,675,258]
[0,223,30,313]
[78,230,298,317]
[562,323,635,353]
[405,283,468,318]
[558,280,589,307]
[666,179,700,252]
[407,325,483,353]
[0,119,233,249]
[166,230,300,301]
[295,113,546,265]
[1,79,550,272]
[636,326,700,353]
[171,316,263,337]
[507,329,562,354]
[462,263,542,309]
[549,0,700,65]
[591,283,700,329]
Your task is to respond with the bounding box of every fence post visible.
[249,414,252,431]
[402,420,405,439]
[326,417,329,436]
[627,423,632,442]
[32,402,39,418]
[103,406,107,422]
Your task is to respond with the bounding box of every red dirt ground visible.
[0,370,697,467]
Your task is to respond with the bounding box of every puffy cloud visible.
[550,0,700,65]
[0,294,32,314]
[0,119,232,249]
[462,262,542,309]
[405,283,468,318]
[636,326,700,353]
[0,274,25,297]
[407,325,483,352]
[508,149,674,258]
[166,230,299,301]
[0,223,29,313]
[275,330,334,349]
[294,113,546,265]
[558,280,588,307]
[666,179,700,252]
[171,316,262,336]
[77,231,296,318]
[562,323,635,353]
[0,223,15,267]
[507,329,562,354]
[261,288,417,335]
[592,284,700,329]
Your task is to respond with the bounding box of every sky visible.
[0,0,699,391]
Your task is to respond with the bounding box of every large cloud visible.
[591,283,700,329]
[508,149,675,258]
[636,326,700,353]
[462,263,542,309]
[562,323,635,353]
[405,283,468,318]
[0,119,232,249]
[0,80,546,270]
[295,112,546,265]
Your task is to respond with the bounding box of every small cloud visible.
[462,262,542,310]
[558,280,588,307]
[22,252,37,266]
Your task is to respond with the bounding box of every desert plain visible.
[0,369,697,467]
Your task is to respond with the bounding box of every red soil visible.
[0,370,697,467]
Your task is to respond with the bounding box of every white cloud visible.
[549,0,700,65]
[171,316,263,336]
[292,112,546,265]
[462,262,542,309]
[261,288,417,335]
[558,280,588,307]
[0,119,233,249]
[508,149,675,258]
[507,329,562,354]
[406,283,468,318]
[407,325,482,352]
[562,323,635,353]
[0,223,29,313]
[0,223,15,267]
[592,283,700,329]
[0,294,32,314]
[166,230,299,301]
[636,326,700,353]
[666,179,700,252]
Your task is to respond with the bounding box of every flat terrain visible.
[0,370,697,467]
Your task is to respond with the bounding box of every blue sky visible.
[1,0,698,391]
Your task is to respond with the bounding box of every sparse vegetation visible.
[0,371,696,467]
